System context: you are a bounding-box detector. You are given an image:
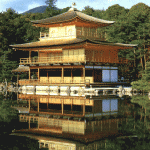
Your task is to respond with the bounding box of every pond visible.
[0,91,150,149]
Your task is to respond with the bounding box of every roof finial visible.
[68,2,77,11]
[72,2,76,8]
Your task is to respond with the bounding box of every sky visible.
[0,0,150,14]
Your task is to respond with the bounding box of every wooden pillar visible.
[92,69,94,83]
[47,98,48,109]
[93,105,94,118]
[92,121,94,132]
[38,50,39,62]
[83,67,85,82]
[29,99,30,111]
[29,51,31,63]
[38,98,39,113]
[62,99,64,115]
[29,117,30,129]
[71,98,73,112]
[47,70,48,82]
[38,68,40,80]
[38,117,39,130]
[29,68,31,80]
[71,68,73,83]
[83,99,85,116]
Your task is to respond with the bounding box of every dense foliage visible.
[0,2,150,83]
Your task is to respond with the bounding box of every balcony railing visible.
[20,55,128,65]
[18,78,92,86]
[20,55,86,65]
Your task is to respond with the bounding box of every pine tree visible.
[44,0,60,17]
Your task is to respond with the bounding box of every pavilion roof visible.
[31,8,115,26]
[10,38,138,49]
[12,66,29,72]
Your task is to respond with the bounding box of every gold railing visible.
[87,57,128,64]
[20,55,86,65]
[20,55,128,65]
[19,78,93,85]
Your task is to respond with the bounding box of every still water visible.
[1,91,150,150]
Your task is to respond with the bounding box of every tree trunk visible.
[144,44,146,70]
[144,54,146,70]
[134,49,136,68]
[140,52,144,70]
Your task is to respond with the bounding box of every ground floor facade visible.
[18,65,119,86]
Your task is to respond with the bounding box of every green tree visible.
[127,3,150,71]
[0,9,19,82]
[102,4,128,21]
[82,6,95,16]
[44,0,60,17]
[0,8,44,82]
[92,10,105,19]
[45,0,57,8]
[131,62,150,93]
[103,3,150,81]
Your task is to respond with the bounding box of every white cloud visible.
[0,0,45,13]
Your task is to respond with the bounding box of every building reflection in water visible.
[12,133,107,150]
[13,91,129,143]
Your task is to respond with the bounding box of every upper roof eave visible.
[31,9,115,26]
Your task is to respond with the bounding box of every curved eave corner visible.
[115,43,138,47]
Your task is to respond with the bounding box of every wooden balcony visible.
[20,55,86,65]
